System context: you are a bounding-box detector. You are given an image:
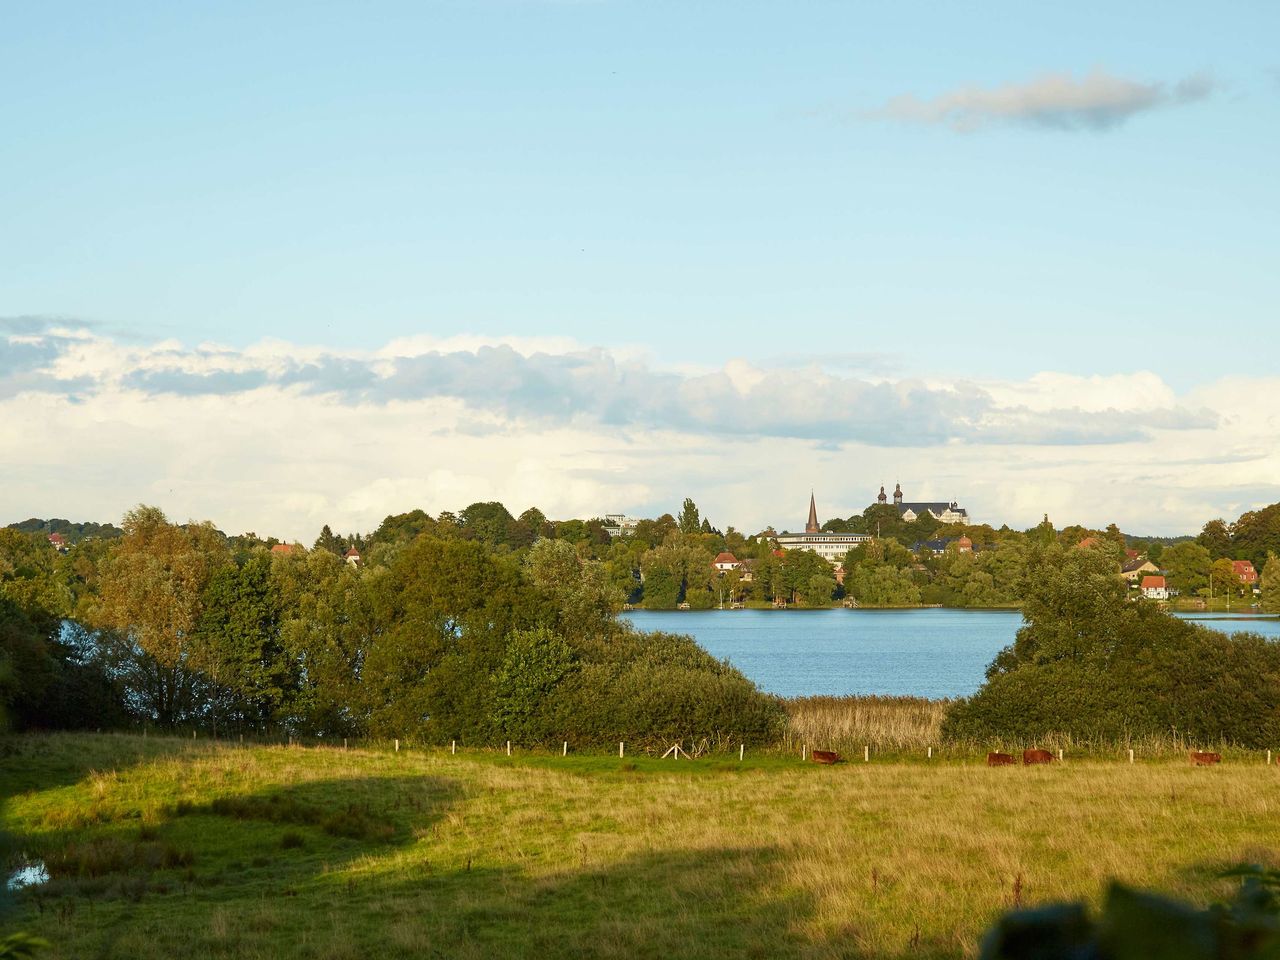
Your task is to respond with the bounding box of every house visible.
[711,552,740,572]
[344,547,362,568]
[738,558,756,583]
[1122,558,1161,583]
[271,543,299,556]
[1077,536,1103,550]
[1233,560,1259,586]
[1140,575,1169,601]
[602,514,639,538]
[47,533,68,553]
[877,483,971,525]
[914,536,975,556]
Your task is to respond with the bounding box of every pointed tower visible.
[893,482,903,506]
[805,491,820,533]
[877,485,887,504]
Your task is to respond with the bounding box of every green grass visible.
[4,733,1280,959]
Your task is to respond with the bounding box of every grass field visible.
[4,734,1279,959]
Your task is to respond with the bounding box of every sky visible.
[2,1,1278,540]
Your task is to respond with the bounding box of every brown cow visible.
[1023,749,1054,765]
[1190,751,1221,766]
[987,752,1015,767]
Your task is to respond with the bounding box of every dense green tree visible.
[1261,552,1280,614]
[92,506,230,725]
[1230,504,1280,570]
[313,524,342,555]
[1198,518,1232,560]
[491,626,576,742]
[677,498,701,535]
[1211,557,1243,599]
[845,564,920,606]
[1162,541,1211,597]
[459,501,518,548]
[524,539,621,642]
[194,554,292,732]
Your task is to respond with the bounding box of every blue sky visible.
[2,2,1279,536]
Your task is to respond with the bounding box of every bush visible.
[944,545,1280,747]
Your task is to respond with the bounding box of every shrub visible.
[944,545,1280,747]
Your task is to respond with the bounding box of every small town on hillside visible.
[19,484,1276,612]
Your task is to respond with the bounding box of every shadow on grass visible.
[5,762,831,959]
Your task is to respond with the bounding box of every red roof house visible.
[711,552,740,572]
[1140,575,1169,600]
[1232,560,1258,585]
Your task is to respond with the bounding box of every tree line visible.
[0,506,782,741]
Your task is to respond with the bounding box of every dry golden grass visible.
[783,695,949,753]
[5,733,1280,959]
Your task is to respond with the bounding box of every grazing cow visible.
[987,752,1015,767]
[1023,749,1054,765]
[1190,751,1221,766]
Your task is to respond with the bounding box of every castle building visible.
[877,483,971,525]
[775,492,870,564]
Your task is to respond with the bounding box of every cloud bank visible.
[870,68,1214,132]
[1,318,1273,540]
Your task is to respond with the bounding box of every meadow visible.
[4,732,1280,959]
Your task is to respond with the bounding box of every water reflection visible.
[7,861,49,891]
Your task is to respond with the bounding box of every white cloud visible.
[1,319,1274,539]
[869,68,1215,132]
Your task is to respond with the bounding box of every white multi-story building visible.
[774,493,870,564]
[602,514,640,538]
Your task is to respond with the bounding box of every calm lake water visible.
[621,609,1280,700]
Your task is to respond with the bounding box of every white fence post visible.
[452,740,456,755]
[864,745,870,763]
[927,746,932,760]
[801,744,807,762]
[394,738,399,752]
[563,741,568,757]
[1128,749,1134,764]
[739,744,744,761]
[1058,748,1064,762]
[506,740,511,757]
[619,741,625,758]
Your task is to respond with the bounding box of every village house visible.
[344,547,362,568]
[711,551,740,572]
[1122,557,1161,583]
[1233,560,1259,588]
[47,533,68,553]
[1141,575,1169,601]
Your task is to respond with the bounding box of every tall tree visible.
[93,506,229,725]
[1198,518,1232,560]
[677,498,701,535]
[1162,541,1211,597]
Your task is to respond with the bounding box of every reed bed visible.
[782,695,948,753]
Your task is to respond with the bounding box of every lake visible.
[621,609,1280,700]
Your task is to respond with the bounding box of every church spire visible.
[805,491,819,533]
